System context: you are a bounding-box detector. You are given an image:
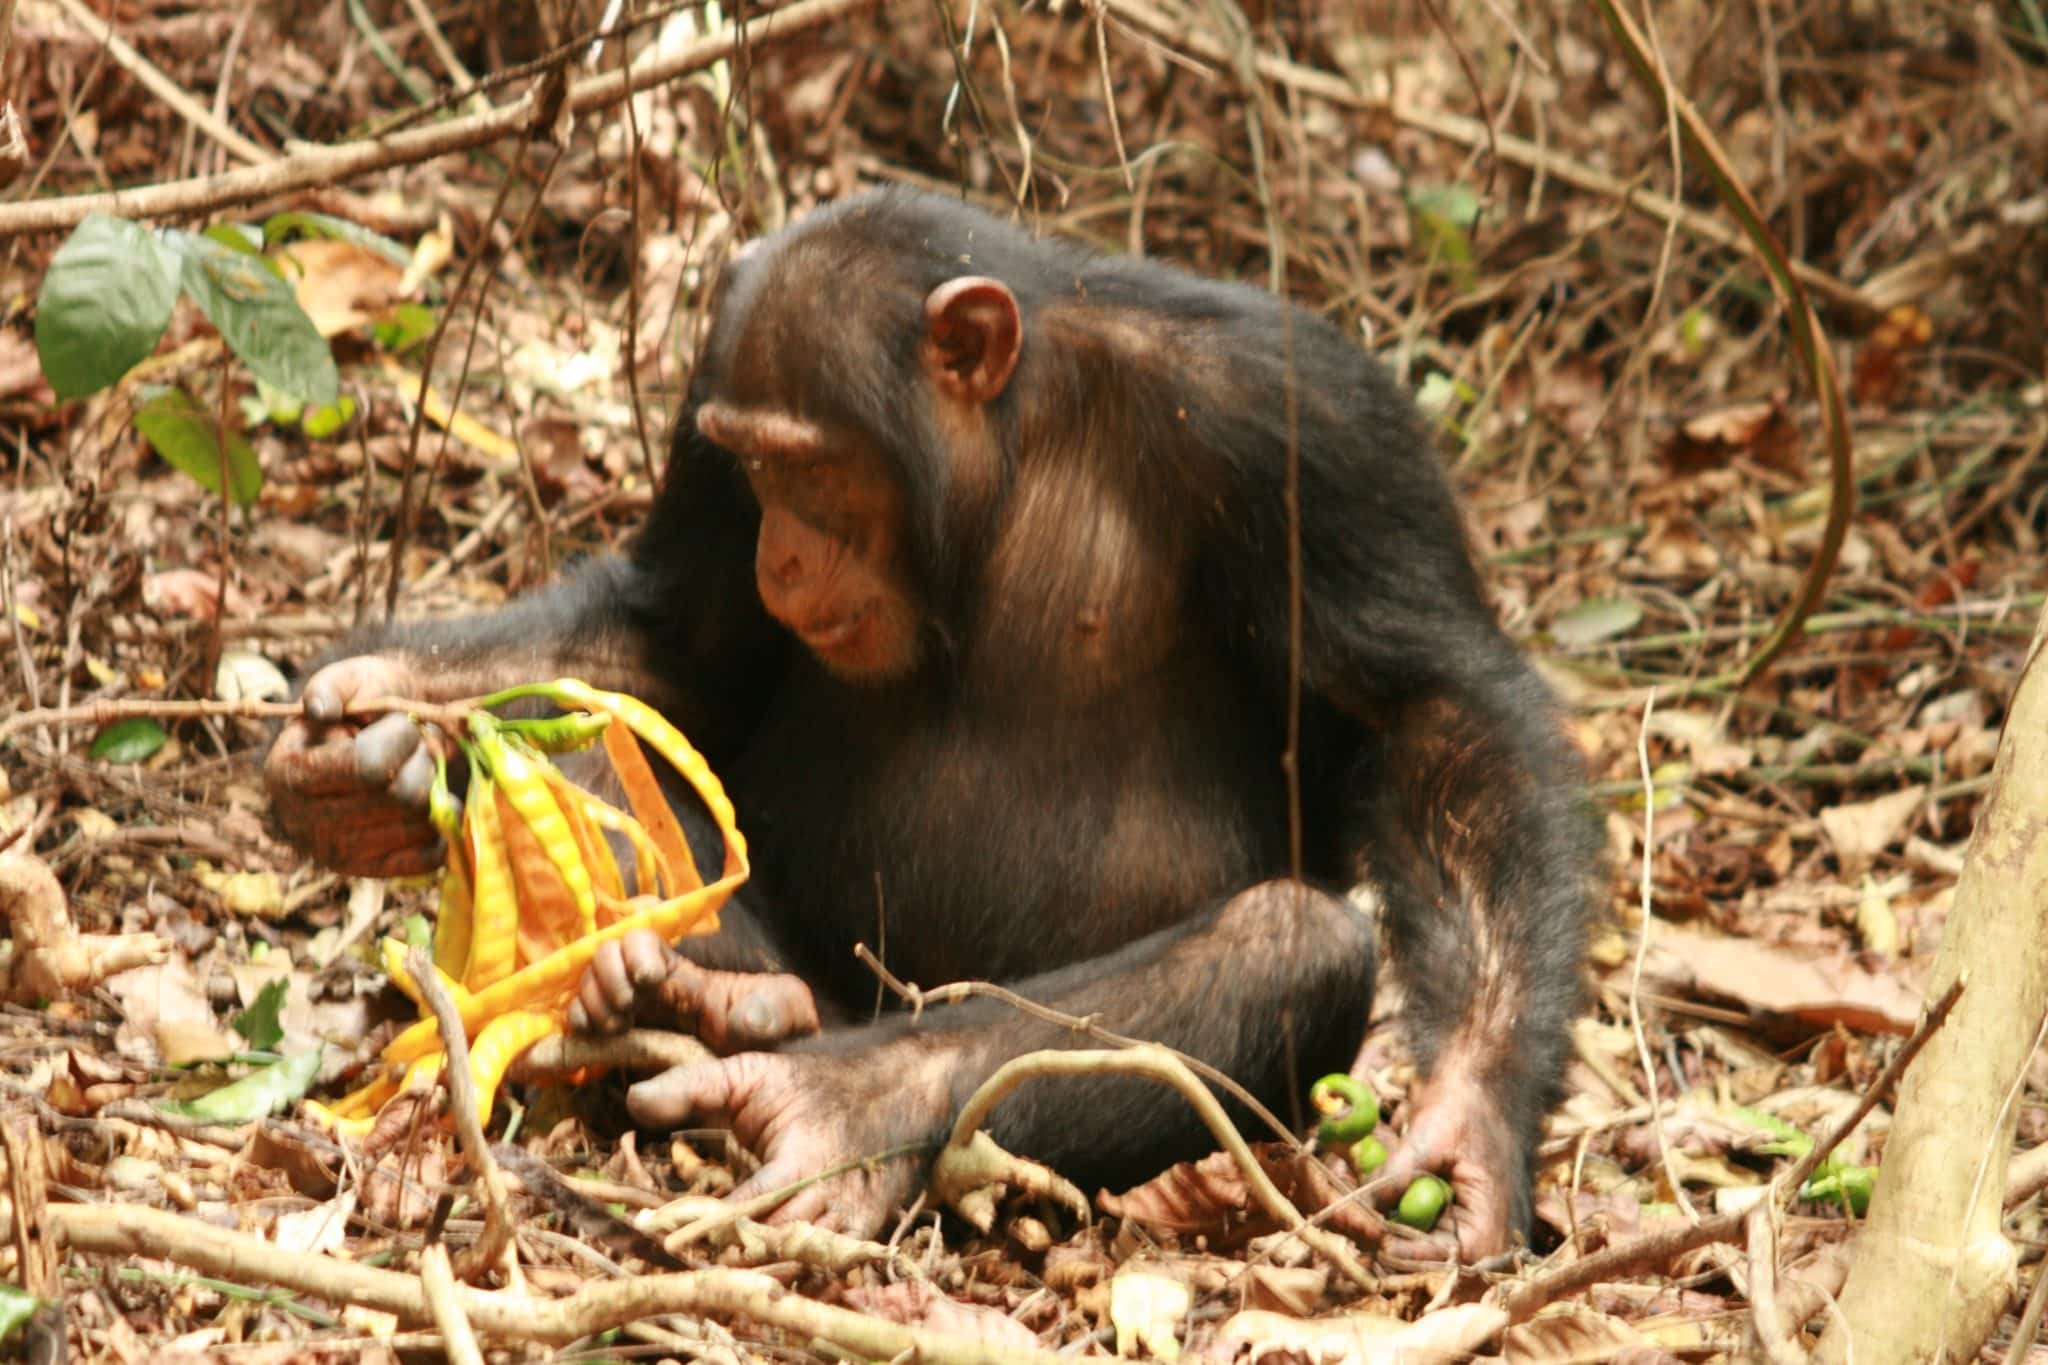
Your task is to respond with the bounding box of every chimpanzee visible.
[265,187,1599,1255]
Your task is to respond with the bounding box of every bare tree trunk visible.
[1819,608,2048,1362]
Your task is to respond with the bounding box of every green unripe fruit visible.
[1349,1135,1388,1178]
[1392,1175,1452,1232]
[1309,1074,1380,1146]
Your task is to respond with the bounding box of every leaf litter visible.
[3,0,2046,1358]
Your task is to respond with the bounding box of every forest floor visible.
[3,0,2048,1360]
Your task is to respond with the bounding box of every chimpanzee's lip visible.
[797,609,867,652]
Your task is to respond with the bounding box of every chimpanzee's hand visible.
[568,927,821,1053]
[265,655,444,878]
[626,1045,948,1235]
[1374,1068,1523,1260]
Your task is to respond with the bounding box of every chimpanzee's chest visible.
[725,653,1290,1000]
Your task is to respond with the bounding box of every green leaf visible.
[301,394,358,438]
[162,1047,322,1123]
[202,222,266,258]
[1803,1163,1875,1215]
[34,214,182,400]
[404,913,435,952]
[1408,183,1481,230]
[171,231,339,406]
[371,302,437,353]
[0,1283,38,1342]
[1406,184,1481,291]
[252,377,305,425]
[1415,372,1468,420]
[1732,1105,1811,1149]
[1549,596,1643,648]
[90,717,168,764]
[133,386,264,507]
[232,978,288,1051]
[261,210,411,264]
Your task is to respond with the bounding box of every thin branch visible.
[51,0,271,167]
[0,0,876,237]
[408,947,515,1281]
[0,694,471,746]
[53,1203,1069,1362]
[944,1045,1377,1292]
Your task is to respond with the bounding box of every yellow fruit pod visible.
[302,1100,378,1141]
[381,683,749,1066]
[479,723,598,934]
[466,1010,561,1128]
[433,853,476,984]
[461,769,520,993]
[381,936,427,1010]
[382,937,475,1015]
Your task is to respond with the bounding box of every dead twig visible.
[50,0,270,167]
[0,694,473,747]
[0,0,876,237]
[52,1203,1067,1361]
[407,947,516,1283]
[941,1045,1377,1292]
[1744,1201,1803,1365]
[418,1243,484,1365]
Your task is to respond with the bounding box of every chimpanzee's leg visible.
[624,880,1376,1232]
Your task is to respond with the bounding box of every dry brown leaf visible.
[143,568,254,622]
[1213,1304,1507,1364]
[276,239,405,337]
[1501,1304,1652,1361]
[840,1281,1041,1351]
[1101,1147,1379,1249]
[0,326,48,402]
[1637,925,1923,1035]
[272,1190,356,1255]
[1111,1266,1191,1360]
[1819,785,1926,877]
[106,959,236,1065]
[1660,400,1797,475]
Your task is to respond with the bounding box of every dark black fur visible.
[361,188,1598,1226]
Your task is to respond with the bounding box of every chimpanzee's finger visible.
[627,1056,741,1129]
[355,713,424,786]
[618,928,674,986]
[569,937,646,1034]
[723,980,822,1050]
[389,742,437,808]
[266,720,373,797]
[301,656,416,724]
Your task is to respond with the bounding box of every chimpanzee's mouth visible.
[797,609,868,653]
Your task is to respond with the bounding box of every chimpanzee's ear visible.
[922,276,1021,405]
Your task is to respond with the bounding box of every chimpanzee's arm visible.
[1345,666,1599,1245]
[1190,313,1600,1249]
[322,423,783,743]
[267,423,782,877]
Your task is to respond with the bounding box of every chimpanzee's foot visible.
[627,1045,953,1236]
